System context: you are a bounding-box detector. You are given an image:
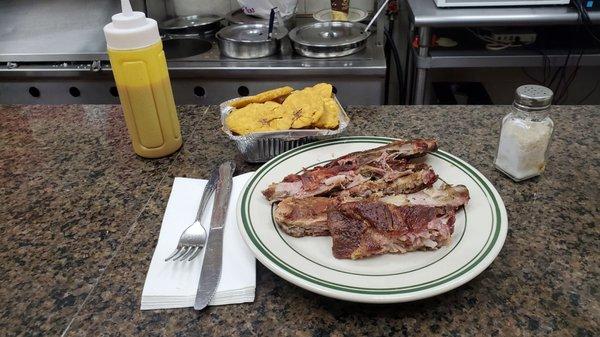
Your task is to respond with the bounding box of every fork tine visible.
[187,246,203,261]
[178,246,197,261]
[164,248,182,262]
[172,246,190,261]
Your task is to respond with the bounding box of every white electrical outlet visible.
[491,33,537,44]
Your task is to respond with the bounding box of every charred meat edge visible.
[262,139,438,202]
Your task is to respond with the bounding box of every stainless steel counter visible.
[0,1,386,105]
[0,37,385,105]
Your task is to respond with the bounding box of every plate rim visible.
[237,136,508,303]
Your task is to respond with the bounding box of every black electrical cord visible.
[554,0,592,104]
[384,43,390,104]
[556,45,584,103]
[552,0,600,104]
[384,29,404,106]
[384,14,395,105]
[573,0,600,44]
[522,43,550,85]
[523,46,552,85]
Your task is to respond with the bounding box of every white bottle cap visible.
[103,0,160,50]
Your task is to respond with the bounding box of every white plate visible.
[313,8,369,22]
[237,136,508,303]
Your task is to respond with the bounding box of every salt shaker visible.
[494,85,554,181]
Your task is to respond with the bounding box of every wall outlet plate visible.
[491,32,537,44]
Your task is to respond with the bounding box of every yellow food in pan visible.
[331,10,348,21]
[225,83,341,135]
[311,83,333,99]
[230,86,294,109]
[314,97,340,129]
[283,89,325,129]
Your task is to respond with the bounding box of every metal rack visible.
[405,0,600,104]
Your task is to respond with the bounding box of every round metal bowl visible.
[225,9,295,30]
[289,22,369,58]
[162,35,212,59]
[159,15,223,35]
[216,24,288,59]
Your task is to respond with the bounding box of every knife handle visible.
[210,161,235,230]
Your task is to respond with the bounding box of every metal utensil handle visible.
[364,0,390,33]
[193,161,236,310]
[209,161,236,230]
[195,168,219,222]
[268,8,275,39]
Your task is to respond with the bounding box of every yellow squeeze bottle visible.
[103,0,182,158]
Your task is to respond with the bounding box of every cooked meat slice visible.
[380,183,470,209]
[262,139,438,202]
[335,166,438,198]
[272,183,469,238]
[273,197,338,237]
[263,170,368,203]
[328,202,456,259]
[325,139,438,168]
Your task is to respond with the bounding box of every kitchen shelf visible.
[414,48,600,69]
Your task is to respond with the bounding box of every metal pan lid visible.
[289,22,368,47]
[216,24,287,43]
[159,15,222,31]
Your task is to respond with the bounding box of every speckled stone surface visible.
[0,104,598,337]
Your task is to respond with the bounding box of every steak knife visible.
[194,161,236,310]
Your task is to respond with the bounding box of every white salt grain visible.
[495,117,552,181]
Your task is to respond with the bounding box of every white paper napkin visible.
[141,172,256,310]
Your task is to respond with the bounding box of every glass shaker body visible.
[494,85,555,182]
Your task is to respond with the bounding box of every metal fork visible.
[164,168,219,262]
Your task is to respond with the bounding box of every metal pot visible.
[225,9,295,31]
[158,15,223,36]
[216,24,288,59]
[289,22,369,58]
[161,35,212,59]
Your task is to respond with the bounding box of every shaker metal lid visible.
[514,84,553,109]
[159,15,222,30]
[289,22,369,47]
[216,24,287,42]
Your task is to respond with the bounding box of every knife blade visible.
[194,161,236,310]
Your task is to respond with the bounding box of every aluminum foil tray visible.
[220,96,350,163]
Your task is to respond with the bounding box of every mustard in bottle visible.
[103,0,182,158]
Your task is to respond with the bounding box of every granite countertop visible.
[0,104,597,337]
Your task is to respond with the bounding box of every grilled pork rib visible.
[273,184,469,238]
[273,197,338,237]
[262,139,438,202]
[329,202,456,260]
[334,164,437,198]
[324,138,438,169]
[379,183,470,209]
